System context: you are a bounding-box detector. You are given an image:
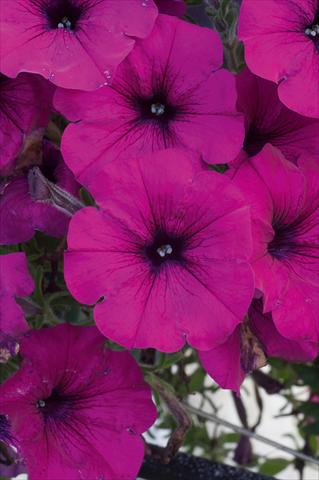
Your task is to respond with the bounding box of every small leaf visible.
[189,368,206,392]
[302,421,319,435]
[159,352,184,370]
[259,458,290,476]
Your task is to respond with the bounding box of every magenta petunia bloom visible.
[0,141,80,245]
[64,148,254,352]
[155,0,186,16]
[0,0,158,91]
[238,0,319,118]
[0,252,34,361]
[0,73,53,176]
[0,323,157,480]
[54,14,244,187]
[237,68,319,163]
[230,144,319,343]
[199,299,318,392]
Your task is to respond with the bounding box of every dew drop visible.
[37,399,46,408]
[65,368,77,374]
[78,469,85,480]
[103,69,112,80]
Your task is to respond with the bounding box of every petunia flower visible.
[0,323,157,480]
[199,299,318,392]
[0,252,34,362]
[64,148,254,352]
[0,73,53,176]
[0,141,81,245]
[238,0,319,118]
[237,68,319,163]
[230,144,319,343]
[0,0,158,91]
[155,0,186,16]
[54,14,244,187]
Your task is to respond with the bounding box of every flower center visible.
[268,208,319,263]
[305,24,319,38]
[267,222,296,260]
[151,103,165,116]
[144,231,185,269]
[305,10,319,49]
[157,244,173,257]
[136,94,177,123]
[57,16,72,30]
[45,0,84,31]
[36,389,73,421]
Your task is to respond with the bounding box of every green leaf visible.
[308,434,319,455]
[80,187,96,206]
[189,368,206,392]
[259,458,290,476]
[297,401,319,418]
[158,352,184,370]
[302,421,319,436]
[33,265,44,304]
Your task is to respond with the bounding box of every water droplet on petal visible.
[78,469,85,480]
[103,69,112,80]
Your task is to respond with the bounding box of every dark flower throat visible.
[144,230,186,269]
[305,9,319,50]
[41,0,86,31]
[267,210,318,261]
[136,93,178,124]
[37,388,73,421]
